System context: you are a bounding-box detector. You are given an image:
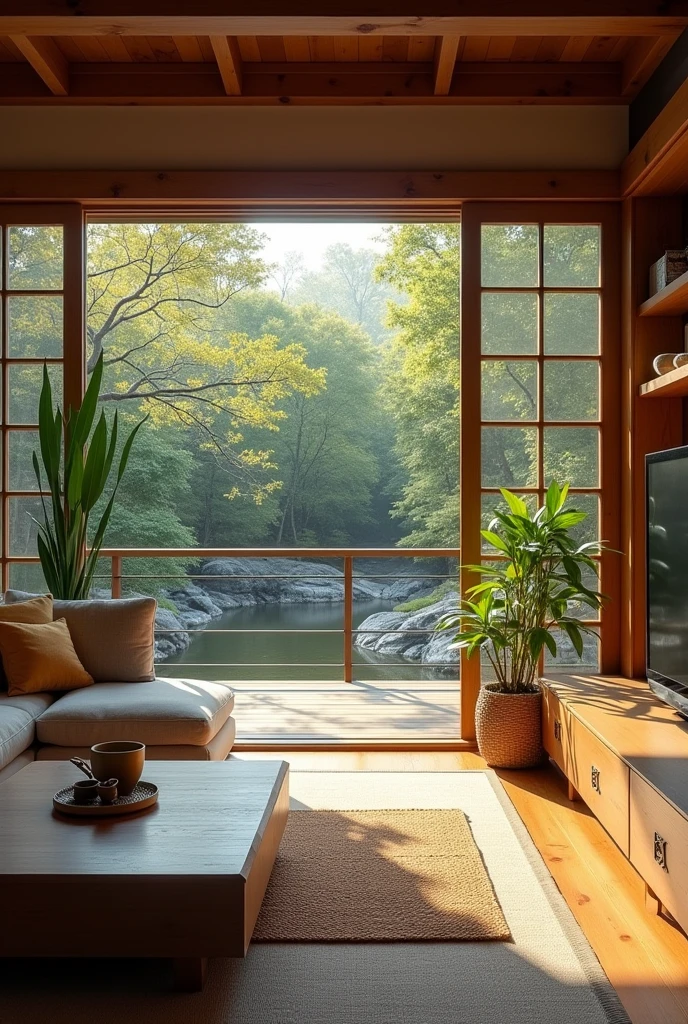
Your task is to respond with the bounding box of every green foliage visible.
[438,482,607,693]
[32,354,147,600]
[376,224,460,548]
[394,579,457,613]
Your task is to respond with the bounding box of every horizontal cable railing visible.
[93,546,461,684]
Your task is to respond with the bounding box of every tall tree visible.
[376,224,460,548]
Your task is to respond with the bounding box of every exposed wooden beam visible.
[0,169,621,207]
[621,33,680,95]
[209,35,243,95]
[622,72,688,194]
[0,5,687,37]
[434,35,460,95]
[0,60,623,105]
[10,35,68,95]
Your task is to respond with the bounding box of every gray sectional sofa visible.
[0,593,236,782]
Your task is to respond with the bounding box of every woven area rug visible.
[254,809,510,942]
[0,770,631,1024]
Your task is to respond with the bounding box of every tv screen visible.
[647,446,688,717]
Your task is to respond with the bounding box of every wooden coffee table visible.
[0,759,288,991]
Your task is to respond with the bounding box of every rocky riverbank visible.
[353,593,460,675]
[153,556,441,662]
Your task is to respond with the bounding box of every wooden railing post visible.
[111,555,122,599]
[344,555,353,683]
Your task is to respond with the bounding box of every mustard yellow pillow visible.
[0,594,53,624]
[0,618,94,696]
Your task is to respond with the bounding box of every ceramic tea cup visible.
[73,779,100,804]
[90,741,145,796]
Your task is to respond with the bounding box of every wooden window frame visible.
[461,202,621,739]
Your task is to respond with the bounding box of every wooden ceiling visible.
[0,4,686,105]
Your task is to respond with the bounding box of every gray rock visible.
[154,606,190,661]
[381,577,437,602]
[197,557,382,604]
[354,593,460,671]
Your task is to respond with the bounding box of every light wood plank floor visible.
[233,750,688,1024]
[230,680,460,745]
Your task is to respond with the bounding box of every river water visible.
[162,597,454,682]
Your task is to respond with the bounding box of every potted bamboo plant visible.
[439,481,607,768]
[32,353,147,600]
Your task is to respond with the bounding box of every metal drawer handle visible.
[554,719,562,742]
[654,832,668,872]
[591,766,601,793]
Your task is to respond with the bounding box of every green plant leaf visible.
[499,488,528,517]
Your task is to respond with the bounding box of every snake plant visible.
[31,353,147,599]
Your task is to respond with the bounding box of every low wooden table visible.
[0,759,289,991]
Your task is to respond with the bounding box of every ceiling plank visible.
[10,35,69,94]
[0,59,623,104]
[622,72,688,193]
[1,6,687,38]
[209,35,242,94]
[434,35,460,94]
[621,34,680,95]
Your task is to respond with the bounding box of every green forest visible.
[79,222,462,558]
[8,220,601,578]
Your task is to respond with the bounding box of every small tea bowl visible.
[97,779,119,805]
[90,741,145,797]
[73,779,100,804]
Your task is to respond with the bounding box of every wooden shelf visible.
[640,363,688,398]
[639,268,688,317]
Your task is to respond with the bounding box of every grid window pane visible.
[482,427,538,487]
[482,360,537,421]
[8,364,63,424]
[8,496,44,556]
[7,226,64,290]
[567,492,600,546]
[8,430,41,491]
[543,225,600,288]
[545,628,599,671]
[8,561,48,594]
[8,295,63,357]
[544,292,599,355]
[481,292,538,355]
[543,361,599,421]
[543,427,599,488]
[481,225,539,287]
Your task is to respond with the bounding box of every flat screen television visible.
[647,445,688,719]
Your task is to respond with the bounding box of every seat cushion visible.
[36,714,236,763]
[0,692,55,770]
[5,593,156,683]
[36,678,235,748]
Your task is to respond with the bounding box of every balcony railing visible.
[94,546,461,683]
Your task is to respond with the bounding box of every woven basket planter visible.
[475,683,544,769]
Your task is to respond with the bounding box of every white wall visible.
[1,105,628,170]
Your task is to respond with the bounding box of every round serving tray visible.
[53,780,159,818]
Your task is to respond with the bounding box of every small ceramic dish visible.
[653,353,680,376]
[73,779,100,804]
[674,352,688,369]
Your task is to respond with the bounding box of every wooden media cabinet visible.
[542,675,688,934]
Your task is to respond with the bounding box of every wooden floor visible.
[230,680,460,746]
[233,749,688,1024]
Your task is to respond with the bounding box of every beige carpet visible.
[0,771,631,1024]
[254,809,509,942]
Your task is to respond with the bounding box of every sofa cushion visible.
[36,714,237,763]
[35,678,235,748]
[0,619,94,696]
[6,593,156,683]
[0,691,55,770]
[0,595,54,691]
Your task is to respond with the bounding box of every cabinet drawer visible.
[630,772,688,934]
[569,717,630,856]
[542,686,570,773]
